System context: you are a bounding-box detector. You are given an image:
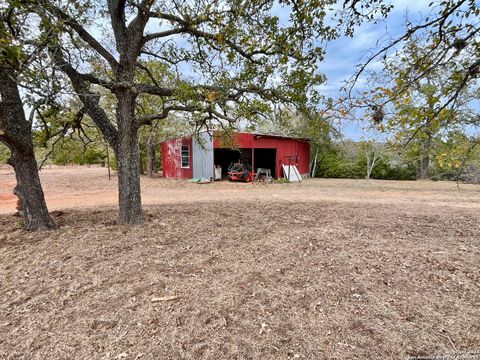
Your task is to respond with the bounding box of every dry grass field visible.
[1,166,479,359]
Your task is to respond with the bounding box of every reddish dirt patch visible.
[0,194,15,202]
[0,172,16,208]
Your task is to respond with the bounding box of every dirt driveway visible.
[1,166,479,214]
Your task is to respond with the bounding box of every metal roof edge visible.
[160,130,310,144]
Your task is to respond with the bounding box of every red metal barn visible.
[161,132,310,180]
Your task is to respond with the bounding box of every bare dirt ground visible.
[1,166,480,214]
[1,166,480,359]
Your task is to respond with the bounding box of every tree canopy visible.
[347,0,480,111]
[19,0,357,223]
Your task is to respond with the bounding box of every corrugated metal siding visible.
[213,132,254,149]
[193,132,214,179]
[163,132,310,179]
[275,139,310,178]
[251,136,310,178]
[161,137,193,179]
[235,133,254,148]
[161,138,182,178]
[297,141,311,175]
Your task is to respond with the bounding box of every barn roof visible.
[161,131,310,143]
[248,132,310,142]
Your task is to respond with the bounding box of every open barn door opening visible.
[253,148,276,179]
[214,148,241,178]
[214,147,277,180]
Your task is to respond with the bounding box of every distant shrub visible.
[314,147,416,180]
[370,158,416,180]
[316,152,363,179]
[53,147,105,165]
[0,143,10,164]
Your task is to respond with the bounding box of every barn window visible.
[181,146,190,168]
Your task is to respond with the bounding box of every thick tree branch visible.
[135,83,175,96]
[347,0,468,97]
[41,0,119,72]
[142,27,186,44]
[148,11,271,64]
[107,0,128,55]
[137,105,200,125]
[48,45,119,149]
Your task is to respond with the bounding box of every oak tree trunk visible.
[418,101,434,180]
[0,66,54,230]
[417,134,432,180]
[146,134,156,178]
[116,141,142,224]
[139,149,145,175]
[8,150,55,230]
[115,89,142,224]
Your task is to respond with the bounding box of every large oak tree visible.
[0,7,54,230]
[30,0,345,224]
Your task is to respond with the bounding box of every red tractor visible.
[227,161,254,182]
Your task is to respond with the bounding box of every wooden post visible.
[105,143,111,181]
[251,136,254,184]
[288,156,291,182]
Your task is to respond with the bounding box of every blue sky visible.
[87,1,472,141]
[320,1,433,140]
